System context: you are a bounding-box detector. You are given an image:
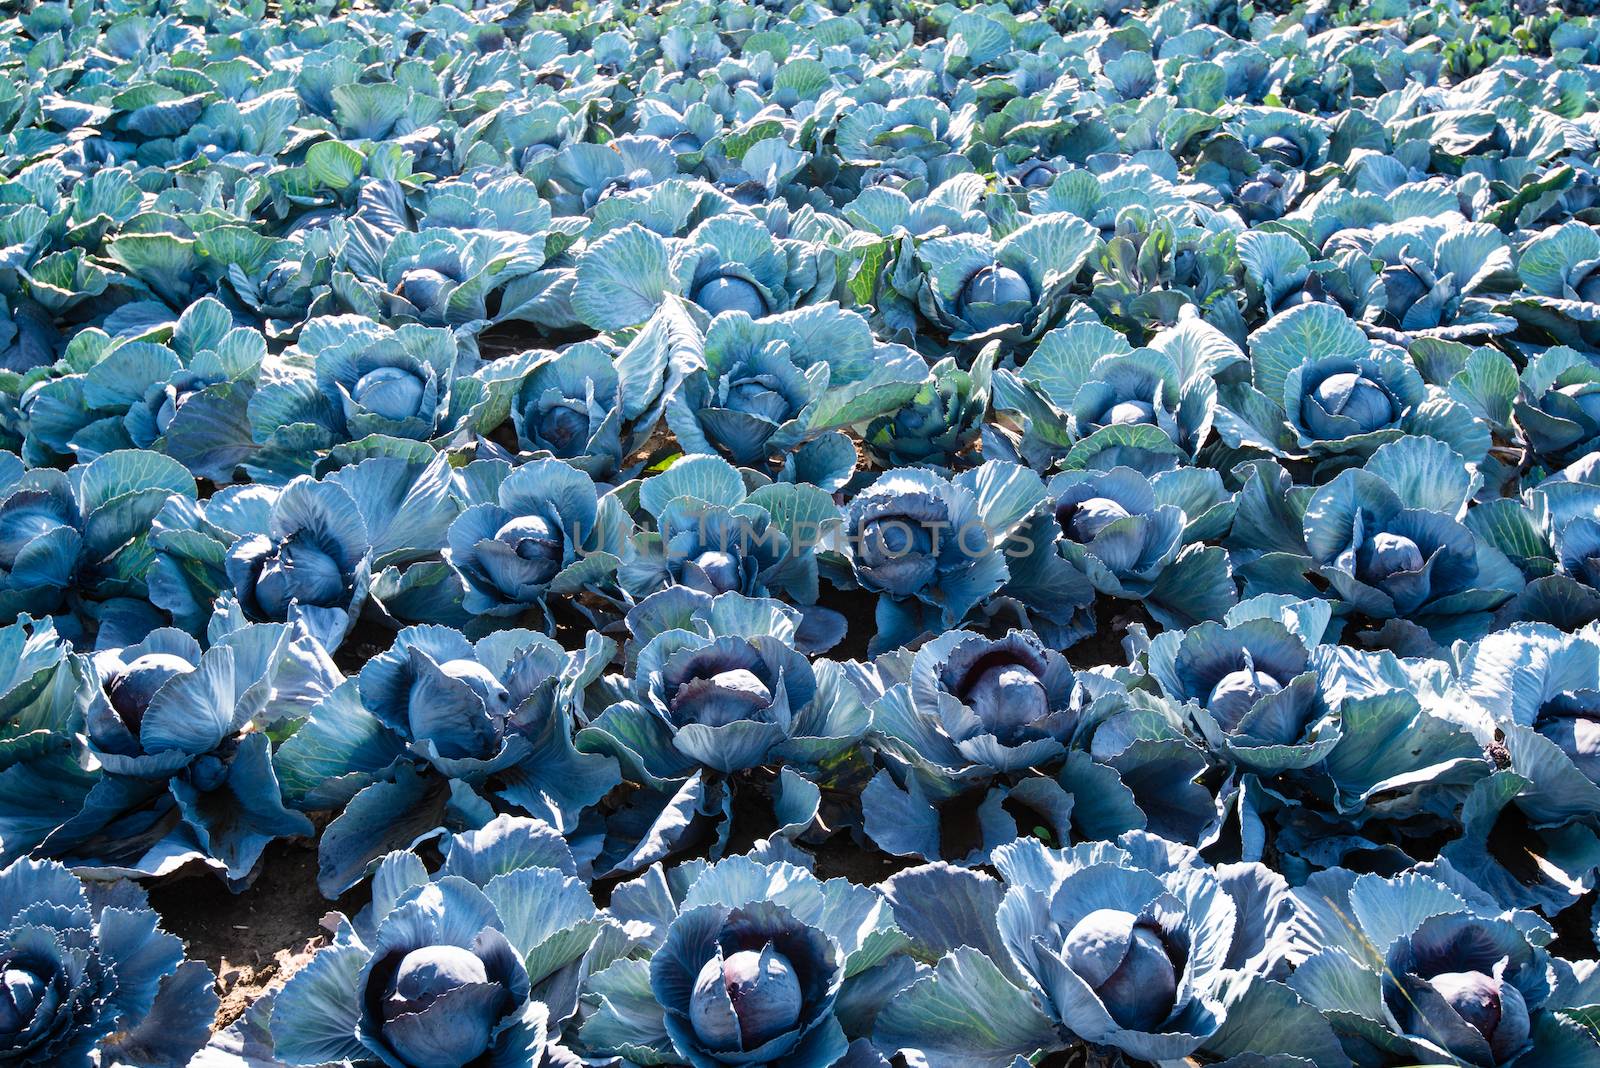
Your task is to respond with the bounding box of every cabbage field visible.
[8,0,1600,1064]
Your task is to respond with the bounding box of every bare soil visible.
[148,838,370,1029]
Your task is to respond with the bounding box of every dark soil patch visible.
[1064,599,1146,673]
[147,837,369,1029]
[813,585,880,663]
[474,319,593,361]
[1551,889,1599,962]
[810,833,910,885]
